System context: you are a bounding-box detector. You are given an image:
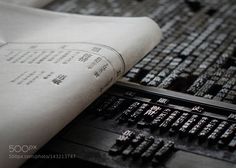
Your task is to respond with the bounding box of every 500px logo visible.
[9,145,37,153]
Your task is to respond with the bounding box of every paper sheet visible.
[0,0,54,7]
[0,2,162,167]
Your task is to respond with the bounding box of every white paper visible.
[0,2,162,168]
[0,0,54,7]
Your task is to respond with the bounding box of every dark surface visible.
[44,0,236,105]
[22,83,236,168]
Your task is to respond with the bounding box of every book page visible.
[0,0,54,7]
[0,2,162,167]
